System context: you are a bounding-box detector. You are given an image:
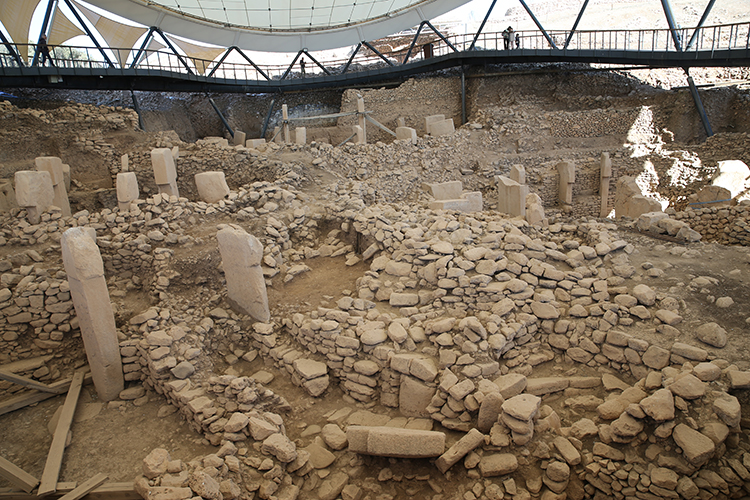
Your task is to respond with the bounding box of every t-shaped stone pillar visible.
[15,170,54,224]
[151,148,179,198]
[217,225,270,322]
[600,153,612,218]
[116,172,139,212]
[510,165,526,184]
[61,227,124,401]
[35,156,71,217]
[557,161,575,207]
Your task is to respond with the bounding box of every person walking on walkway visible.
[502,27,511,50]
[38,35,55,67]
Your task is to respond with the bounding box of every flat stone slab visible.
[501,394,541,422]
[672,423,715,466]
[346,426,445,458]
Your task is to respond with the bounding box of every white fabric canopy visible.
[0,0,38,61]
[77,0,472,52]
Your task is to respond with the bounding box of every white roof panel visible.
[80,0,471,51]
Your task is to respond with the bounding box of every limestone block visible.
[273,127,283,143]
[429,198,475,212]
[353,125,365,145]
[217,226,270,322]
[195,172,230,204]
[430,119,455,137]
[121,154,129,172]
[614,177,661,218]
[423,181,463,200]
[151,148,177,185]
[600,152,612,217]
[396,117,406,128]
[294,127,306,145]
[35,156,64,185]
[247,138,267,149]
[62,163,70,192]
[525,192,544,225]
[435,428,485,473]
[461,192,483,212]
[116,172,139,204]
[35,156,70,216]
[399,375,434,418]
[15,170,54,224]
[424,114,445,134]
[712,160,749,198]
[688,185,731,207]
[510,165,526,184]
[61,228,124,402]
[346,426,445,458]
[396,126,417,144]
[557,161,575,205]
[496,176,527,217]
[233,131,246,147]
[0,180,17,212]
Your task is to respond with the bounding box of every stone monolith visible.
[15,170,54,224]
[61,227,124,401]
[600,152,612,217]
[557,161,575,206]
[496,176,528,217]
[35,156,71,217]
[116,172,139,212]
[151,148,179,198]
[217,225,270,322]
[195,172,230,204]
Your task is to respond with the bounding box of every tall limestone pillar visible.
[217,225,270,323]
[61,228,123,401]
[35,156,71,217]
[600,153,612,218]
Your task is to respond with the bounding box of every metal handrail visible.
[1,22,748,81]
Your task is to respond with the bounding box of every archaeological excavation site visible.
[2,32,750,500]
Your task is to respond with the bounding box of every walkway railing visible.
[1,22,748,83]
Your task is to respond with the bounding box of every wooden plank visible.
[0,457,39,493]
[0,373,92,417]
[57,474,107,500]
[0,483,136,500]
[0,371,65,394]
[37,370,85,497]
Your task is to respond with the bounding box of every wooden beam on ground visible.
[0,370,66,394]
[37,370,85,497]
[0,482,136,500]
[57,473,108,500]
[0,372,92,417]
[0,457,39,493]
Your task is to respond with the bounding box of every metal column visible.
[518,0,558,50]
[208,95,234,138]
[685,70,713,137]
[659,0,683,51]
[130,90,145,131]
[685,0,717,50]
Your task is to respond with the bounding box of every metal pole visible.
[261,98,276,139]
[302,50,332,76]
[685,69,713,137]
[207,47,233,76]
[154,28,194,74]
[130,27,156,68]
[685,0,716,50]
[63,0,115,67]
[469,0,499,50]
[341,43,362,74]
[0,30,23,67]
[564,0,590,49]
[518,0,558,50]
[32,0,56,66]
[130,90,145,130]
[424,21,458,52]
[280,50,304,80]
[659,0,683,51]
[208,95,234,138]
[362,41,394,66]
[229,47,270,80]
[461,66,466,125]
[402,22,426,64]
